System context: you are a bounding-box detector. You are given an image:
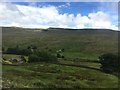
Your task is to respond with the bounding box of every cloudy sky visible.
[0,2,118,30]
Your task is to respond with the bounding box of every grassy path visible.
[3,61,101,72]
[57,63,101,71]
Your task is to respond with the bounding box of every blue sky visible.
[0,2,118,30]
[11,2,107,15]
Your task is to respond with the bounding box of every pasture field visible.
[2,27,119,88]
[2,27,118,59]
[2,62,118,88]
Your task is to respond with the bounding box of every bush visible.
[6,47,17,54]
[6,46,33,56]
[28,54,40,63]
[57,53,61,58]
[99,53,119,72]
[28,51,57,63]
[61,55,65,58]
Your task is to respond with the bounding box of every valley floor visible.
[2,60,118,88]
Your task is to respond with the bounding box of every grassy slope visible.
[2,27,119,88]
[3,63,118,88]
[2,27,118,60]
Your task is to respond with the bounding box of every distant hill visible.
[48,27,115,31]
[2,26,118,57]
[1,26,119,32]
[1,26,45,31]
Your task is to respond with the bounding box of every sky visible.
[0,2,118,30]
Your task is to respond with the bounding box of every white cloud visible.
[88,11,118,30]
[66,2,71,7]
[74,14,90,29]
[58,2,71,8]
[0,3,118,30]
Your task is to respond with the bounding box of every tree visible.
[99,53,118,72]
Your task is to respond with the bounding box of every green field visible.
[3,62,118,88]
[3,27,118,59]
[2,27,119,88]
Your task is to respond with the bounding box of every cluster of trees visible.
[99,53,119,73]
[3,45,37,56]
[28,51,57,63]
[3,45,58,63]
[28,48,65,63]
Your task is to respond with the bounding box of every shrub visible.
[28,51,57,63]
[57,53,61,58]
[99,53,119,72]
[6,47,17,54]
[61,55,65,58]
[28,54,40,63]
[6,46,33,56]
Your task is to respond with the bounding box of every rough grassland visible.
[3,63,118,88]
[2,28,118,60]
[2,27,119,88]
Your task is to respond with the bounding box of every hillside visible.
[2,27,118,60]
[2,27,119,88]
